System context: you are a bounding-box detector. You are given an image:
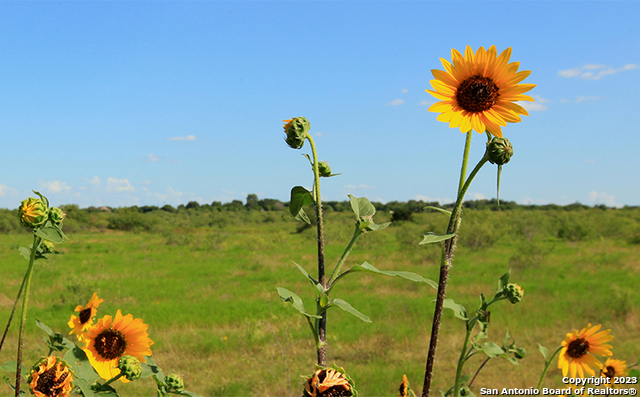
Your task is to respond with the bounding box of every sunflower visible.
[602,358,628,387]
[27,356,74,397]
[83,309,153,382]
[558,323,613,378]
[426,45,535,138]
[67,292,103,341]
[303,368,353,397]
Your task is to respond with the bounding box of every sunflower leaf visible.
[481,341,506,358]
[277,287,321,319]
[419,232,454,245]
[63,346,101,384]
[0,361,28,376]
[290,186,313,224]
[174,390,204,397]
[537,343,549,362]
[443,298,468,320]
[140,355,165,380]
[424,206,452,216]
[34,225,67,244]
[339,262,437,289]
[35,318,53,336]
[19,247,31,260]
[349,195,376,218]
[329,298,372,323]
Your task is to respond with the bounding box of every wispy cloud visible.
[401,89,409,94]
[517,95,549,111]
[40,180,72,193]
[386,99,404,106]
[106,177,134,192]
[169,135,197,141]
[558,64,639,80]
[0,183,18,197]
[419,100,433,106]
[87,176,101,185]
[144,154,160,162]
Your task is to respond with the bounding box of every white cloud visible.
[40,180,72,193]
[87,176,101,185]
[401,89,409,94]
[156,186,183,204]
[0,183,18,197]
[558,63,639,80]
[144,154,159,162]
[472,192,486,200]
[106,177,134,192]
[169,135,197,141]
[517,95,549,111]
[588,191,620,208]
[386,99,404,106]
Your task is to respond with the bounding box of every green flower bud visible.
[49,207,66,226]
[283,117,310,149]
[39,240,56,255]
[514,347,526,359]
[318,161,332,177]
[460,386,472,396]
[476,309,490,323]
[165,373,184,392]
[118,355,142,381]
[19,197,49,229]
[503,283,524,304]
[487,137,513,165]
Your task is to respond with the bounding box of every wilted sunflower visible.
[67,292,103,341]
[426,45,535,138]
[303,368,353,397]
[602,358,628,387]
[83,310,153,382]
[27,356,74,397]
[558,323,613,378]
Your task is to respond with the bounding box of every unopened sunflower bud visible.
[165,373,184,392]
[503,283,524,304]
[39,240,56,255]
[283,117,310,149]
[318,161,332,177]
[487,137,513,165]
[19,197,49,229]
[118,355,142,381]
[49,207,66,226]
[514,347,526,359]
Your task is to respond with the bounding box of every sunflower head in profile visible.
[27,356,74,397]
[67,292,104,342]
[602,358,628,387]
[303,366,356,397]
[83,309,153,382]
[558,323,613,378]
[426,45,535,138]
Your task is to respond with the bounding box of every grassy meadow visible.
[1,206,640,396]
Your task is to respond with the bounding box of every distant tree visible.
[186,201,200,210]
[223,200,245,211]
[245,194,260,210]
[161,204,176,213]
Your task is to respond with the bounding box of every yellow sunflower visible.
[602,358,628,387]
[83,309,153,382]
[558,323,613,378]
[67,292,103,341]
[27,356,74,397]
[426,45,535,138]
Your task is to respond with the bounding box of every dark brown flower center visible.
[95,329,127,360]
[603,366,615,378]
[567,338,589,359]
[79,308,92,324]
[456,76,500,112]
[34,364,69,397]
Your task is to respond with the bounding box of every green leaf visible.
[481,342,505,358]
[35,319,53,336]
[19,247,31,260]
[419,232,454,245]
[443,299,468,320]
[0,361,28,376]
[34,225,67,244]
[330,298,372,323]
[348,195,376,218]
[33,190,49,208]
[73,378,96,397]
[63,346,101,384]
[302,153,313,165]
[276,287,321,319]
[293,261,319,286]
[2,374,27,395]
[629,368,640,379]
[497,270,511,291]
[424,206,452,216]
[341,262,437,289]
[537,343,549,362]
[175,391,205,397]
[289,186,313,224]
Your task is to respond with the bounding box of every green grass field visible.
[1,209,639,396]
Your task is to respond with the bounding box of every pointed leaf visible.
[330,298,371,323]
[537,343,549,362]
[419,232,454,245]
[424,206,452,216]
[302,153,313,165]
[497,270,511,291]
[0,362,28,376]
[290,186,313,224]
[481,341,505,358]
[19,247,31,260]
[35,319,53,336]
[293,261,319,286]
[348,195,376,218]
[443,299,468,320]
[277,287,321,319]
[34,225,67,244]
[342,262,437,289]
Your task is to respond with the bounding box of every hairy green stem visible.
[454,324,473,397]
[15,235,41,397]
[306,134,327,367]
[327,226,362,289]
[537,346,563,391]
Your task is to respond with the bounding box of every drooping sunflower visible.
[426,45,535,138]
[67,292,103,341]
[558,323,613,378]
[602,358,628,387]
[83,310,153,382]
[303,368,353,397]
[27,356,74,397]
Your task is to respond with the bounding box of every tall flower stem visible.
[0,265,28,356]
[306,133,327,366]
[15,235,41,396]
[422,131,491,397]
[536,346,563,391]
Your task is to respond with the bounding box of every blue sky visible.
[0,1,638,209]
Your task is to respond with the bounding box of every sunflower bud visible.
[39,240,56,255]
[118,355,142,381]
[514,347,526,359]
[460,386,472,396]
[503,283,524,304]
[19,197,49,229]
[318,161,332,177]
[27,356,74,397]
[283,117,310,149]
[487,137,513,165]
[165,373,184,392]
[49,207,66,226]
